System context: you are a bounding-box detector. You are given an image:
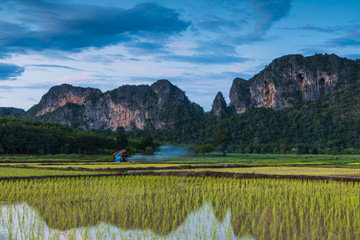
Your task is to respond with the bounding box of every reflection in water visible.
[0,176,360,239]
[0,202,250,239]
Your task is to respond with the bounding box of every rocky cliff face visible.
[230,54,360,114]
[211,92,227,117]
[25,80,203,131]
[24,54,360,130]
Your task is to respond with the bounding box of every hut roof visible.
[113,149,128,156]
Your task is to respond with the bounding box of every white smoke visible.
[129,145,190,162]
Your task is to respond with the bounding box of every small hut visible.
[113,149,130,162]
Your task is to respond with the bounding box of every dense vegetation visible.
[129,98,360,154]
[3,81,360,156]
[3,99,360,155]
[0,107,25,118]
[123,55,360,154]
[0,118,156,155]
[0,117,114,154]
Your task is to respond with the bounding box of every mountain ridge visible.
[229,53,360,114]
[25,79,203,131]
[12,53,360,132]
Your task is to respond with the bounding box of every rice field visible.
[0,167,111,178]
[3,153,360,166]
[1,162,190,169]
[2,155,360,239]
[152,166,360,178]
[0,154,110,163]
[1,175,360,239]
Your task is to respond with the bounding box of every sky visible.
[0,0,359,111]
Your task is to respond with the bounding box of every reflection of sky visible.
[0,202,252,240]
[0,0,359,111]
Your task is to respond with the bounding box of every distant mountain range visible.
[24,80,203,131]
[2,53,360,133]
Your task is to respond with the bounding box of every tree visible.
[127,146,137,154]
[214,128,232,157]
[139,133,154,152]
[116,127,128,150]
[331,145,339,155]
[144,146,154,155]
[195,143,214,155]
[280,139,288,153]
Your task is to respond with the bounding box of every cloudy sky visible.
[0,0,359,111]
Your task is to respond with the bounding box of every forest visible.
[0,117,158,155]
[128,102,360,155]
[2,93,360,155]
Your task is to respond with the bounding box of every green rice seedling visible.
[154,166,360,178]
[0,176,360,239]
[0,167,112,178]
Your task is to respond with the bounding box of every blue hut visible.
[113,149,130,162]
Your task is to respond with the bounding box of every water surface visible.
[0,176,359,239]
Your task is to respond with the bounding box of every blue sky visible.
[0,0,359,111]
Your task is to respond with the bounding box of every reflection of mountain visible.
[6,176,208,235]
[28,185,204,234]
[212,199,227,223]
[1,176,360,239]
[1,202,250,240]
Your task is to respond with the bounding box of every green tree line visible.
[127,103,360,155]
[3,89,360,156]
[0,118,157,155]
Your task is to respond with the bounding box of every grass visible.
[2,153,360,239]
[162,153,360,166]
[2,162,191,169]
[0,167,111,178]
[3,153,360,167]
[0,154,111,163]
[1,176,360,239]
[1,152,360,183]
[3,153,360,177]
[151,166,360,178]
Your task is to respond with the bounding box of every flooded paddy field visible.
[1,175,360,239]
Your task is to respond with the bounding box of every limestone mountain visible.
[25,80,203,131]
[210,92,228,118]
[229,54,360,114]
[21,53,360,135]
